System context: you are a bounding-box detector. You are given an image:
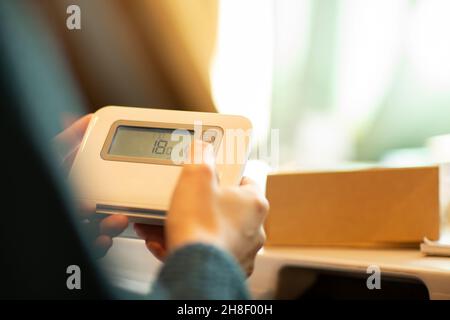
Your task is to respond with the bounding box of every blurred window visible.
[212,0,450,168]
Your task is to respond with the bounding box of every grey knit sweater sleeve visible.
[149,244,251,300]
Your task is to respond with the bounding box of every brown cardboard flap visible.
[265,166,441,247]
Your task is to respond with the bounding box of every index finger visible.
[240,176,263,193]
[239,176,270,211]
[185,139,216,167]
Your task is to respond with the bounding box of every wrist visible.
[167,228,226,256]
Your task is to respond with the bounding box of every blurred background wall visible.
[35,0,218,113]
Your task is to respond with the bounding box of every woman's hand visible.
[135,141,268,276]
[54,114,129,258]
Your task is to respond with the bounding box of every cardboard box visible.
[265,166,444,247]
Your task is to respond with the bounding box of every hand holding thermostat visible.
[135,141,269,276]
[55,114,129,258]
[68,106,255,262]
[69,106,253,224]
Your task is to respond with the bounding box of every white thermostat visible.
[69,106,252,224]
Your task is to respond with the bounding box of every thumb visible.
[178,140,218,188]
[187,139,216,168]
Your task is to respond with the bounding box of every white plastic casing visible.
[69,106,252,224]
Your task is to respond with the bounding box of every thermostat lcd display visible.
[108,126,193,160]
